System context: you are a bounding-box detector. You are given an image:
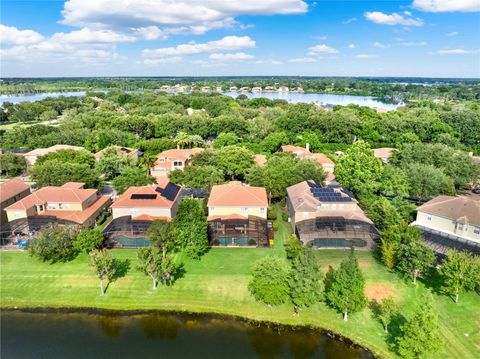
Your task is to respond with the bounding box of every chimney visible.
[306,143,310,152]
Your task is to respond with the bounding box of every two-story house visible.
[23,144,85,166]
[4,182,110,233]
[0,178,31,233]
[207,181,269,247]
[150,148,204,178]
[413,195,480,254]
[287,180,378,249]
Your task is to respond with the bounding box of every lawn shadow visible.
[419,267,444,297]
[385,312,407,352]
[171,262,186,284]
[104,258,131,293]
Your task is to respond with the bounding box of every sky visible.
[0,0,479,78]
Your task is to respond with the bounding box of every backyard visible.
[0,216,479,359]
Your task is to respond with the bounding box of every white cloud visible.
[308,44,338,55]
[404,11,412,16]
[347,44,356,49]
[50,28,137,43]
[144,57,183,65]
[60,0,308,35]
[447,31,459,36]
[356,54,378,58]
[142,36,255,57]
[209,52,254,60]
[373,42,390,49]
[342,17,357,24]
[413,0,480,12]
[288,57,316,63]
[364,12,424,26]
[0,25,44,45]
[430,49,478,55]
[399,41,427,46]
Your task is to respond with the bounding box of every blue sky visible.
[1,0,479,77]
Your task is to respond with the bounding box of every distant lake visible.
[0,90,402,110]
[1,311,372,359]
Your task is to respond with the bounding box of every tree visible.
[289,247,323,308]
[90,249,117,296]
[217,146,254,180]
[372,297,398,333]
[28,224,79,263]
[73,227,104,254]
[325,250,367,321]
[284,234,303,261]
[147,220,177,257]
[396,293,441,359]
[96,146,135,180]
[168,165,224,191]
[137,247,178,289]
[404,163,455,200]
[213,132,239,148]
[439,250,479,304]
[366,196,402,232]
[0,153,27,177]
[112,166,154,194]
[379,222,421,270]
[248,256,290,305]
[30,160,100,188]
[397,238,435,285]
[173,198,208,259]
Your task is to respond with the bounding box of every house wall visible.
[416,211,480,243]
[290,202,358,227]
[0,188,31,224]
[208,206,267,219]
[6,207,35,222]
[112,206,172,220]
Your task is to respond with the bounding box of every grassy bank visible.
[1,216,479,358]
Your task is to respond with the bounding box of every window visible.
[427,215,432,221]
[38,205,44,212]
[457,223,464,231]
[210,207,214,212]
[241,207,248,214]
[474,227,480,235]
[321,203,329,209]
[260,207,265,213]
[173,161,183,167]
[58,203,63,209]
[131,208,138,213]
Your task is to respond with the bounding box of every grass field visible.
[1,214,479,358]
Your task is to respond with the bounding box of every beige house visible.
[287,180,378,249]
[281,145,336,183]
[413,195,480,253]
[150,148,204,178]
[207,181,269,247]
[23,144,85,166]
[0,178,31,226]
[4,182,110,231]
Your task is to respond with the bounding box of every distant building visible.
[277,86,289,92]
[0,178,31,227]
[186,107,206,116]
[413,195,480,255]
[5,182,110,233]
[229,86,238,92]
[215,86,223,93]
[253,154,267,167]
[239,87,250,93]
[207,181,269,247]
[252,87,262,93]
[373,147,397,164]
[201,86,211,93]
[281,145,336,184]
[287,181,378,249]
[150,148,204,178]
[94,146,139,161]
[264,86,275,92]
[23,144,85,166]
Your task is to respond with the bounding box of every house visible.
[253,154,267,167]
[207,181,269,247]
[277,86,289,92]
[287,181,378,249]
[186,107,206,116]
[94,146,139,161]
[240,87,250,93]
[215,86,223,93]
[264,86,275,92]
[104,181,184,247]
[150,148,204,178]
[281,144,336,184]
[252,87,262,93]
[0,178,31,228]
[4,182,110,233]
[23,144,85,166]
[229,86,238,92]
[201,86,211,93]
[373,147,397,164]
[412,195,480,255]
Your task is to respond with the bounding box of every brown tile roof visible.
[207,181,268,207]
[38,195,111,224]
[94,146,138,160]
[132,214,171,222]
[0,178,31,202]
[154,148,203,165]
[5,186,97,210]
[111,182,181,209]
[281,145,335,167]
[24,144,85,157]
[207,214,248,221]
[373,147,397,159]
[253,154,267,166]
[417,195,480,227]
[311,153,335,166]
[61,182,85,189]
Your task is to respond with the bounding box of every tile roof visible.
[373,147,397,159]
[61,182,85,189]
[207,181,268,207]
[24,144,85,157]
[132,214,171,222]
[154,148,203,165]
[253,154,267,166]
[111,182,181,209]
[5,186,97,210]
[0,178,31,202]
[94,146,138,160]
[417,195,480,227]
[207,214,248,221]
[281,145,335,167]
[38,195,111,224]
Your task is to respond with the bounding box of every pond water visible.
[1,311,373,359]
[0,90,401,109]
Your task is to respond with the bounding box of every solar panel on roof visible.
[161,182,181,201]
[131,194,157,200]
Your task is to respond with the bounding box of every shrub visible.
[267,208,277,220]
[248,256,290,305]
[28,224,79,263]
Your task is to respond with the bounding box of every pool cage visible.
[295,216,379,249]
[103,216,153,248]
[208,215,269,247]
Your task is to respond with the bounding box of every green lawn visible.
[1,213,479,358]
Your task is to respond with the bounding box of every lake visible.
[0,91,401,109]
[1,310,373,359]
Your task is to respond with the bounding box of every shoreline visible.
[1,305,379,358]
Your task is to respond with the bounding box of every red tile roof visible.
[207,214,248,221]
[373,148,397,159]
[132,214,171,222]
[111,182,181,209]
[154,148,203,166]
[253,154,267,166]
[281,145,335,167]
[207,181,268,207]
[0,178,30,202]
[61,182,85,189]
